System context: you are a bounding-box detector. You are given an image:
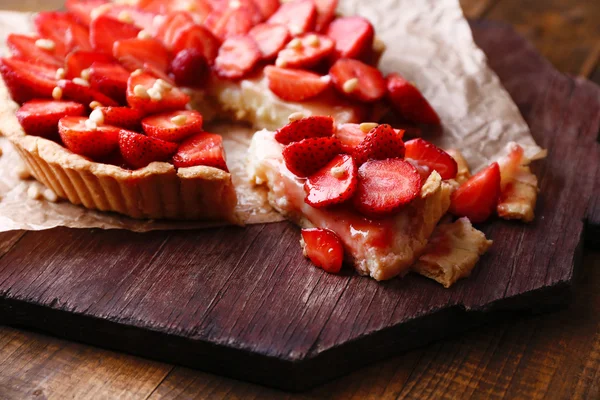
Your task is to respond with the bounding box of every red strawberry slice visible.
[88,62,130,104]
[404,138,457,180]
[275,33,334,69]
[248,23,290,60]
[205,5,258,40]
[141,62,175,85]
[282,136,341,177]
[214,36,261,79]
[92,5,157,32]
[126,72,190,115]
[304,154,357,208]
[172,132,228,171]
[335,123,366,153]
[252,0,281,19]
[58,79,120,107]
[314,0,338,32]
[58,116,120,159]
[65,51,114,79]
[142,110,203,142]
[90,15,141,55]
[264,65,330,102]
[118,129,179,169]
[170,48,210,88]
[98,107,143,130]
[16,100,85,139]
[386,73,440,125]
[34,12,92,56]
[326,16,374,61]
[450,162,501,223]
[300,228,344,274]
[6,34,62,67]
[113,38,170,73]
[154,11,196,50]
[329,58,386,102]
[275,115,334,144]
[66,0,109,26]
[0,58,57,104]
[172,24,221,63]
[352,124,405,165]
[353,158,422,218]
[267,0,316,36]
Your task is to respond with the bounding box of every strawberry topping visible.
[98,107,143,131]
[386,73,440,125]
[252,0,281,20]
[172,132,228,171]
[6,34,62,67]
[275,115,334,144]
[65,51,114,79]
[57,79,120,107]
[205,5,258,40]
[275,33,334,69]
[90,15,141,55]
[450,162,501,223]
[404,138,457,180]
[126,72,190,115]
[326,16,374,61]
[314,0,338,32]
[248,23,290,60]
[0,58,57,103]
[118,129,179,169]
[88,62,131,105]
[264,66,330,102]
[352,124,405,165]
[172,24,221,63]
[329,58,386,102]
[282,136,341,177]
[16,100,85,139]
[353,158,421,218]
[154,11,196,51]
[34,11,92,56]
[142,110,203,142]
[170,48,210,88]
[301,228,344,274]
[214,36,261,79]
[113,38,170,73]
[267,0,316,36]
[304,154,357,208]
[66,0,108,26]
[334,123,366,153]
[58,116,120,159]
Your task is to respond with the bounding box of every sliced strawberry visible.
[326,16,374,61]
[450,162,501,223]
[98,107,143,130]
[353,158,421,218]
[170,48,210,88]
[329,58,386,103]
[154,11,196,51]
[204,5,258,40]
[6,34,62,67]
[275,33,334,69]
[305,154,357,208]
[252,0,280,19]
[300,228,344,274]
[275,115,334,144]
[113,38,170,73]
[386,73,440,125]
[66,0,109,26]
[142,110,203,142]
[90,15,141,55]
[264,65,330,102]
[172,24,221,63]
[267,0,316,36]
[93,5,156,32]
[88,62,130,105]
[34,12,91,56]
[142,62,175,85]
[171,0,213,22]
[126,72,190,115]
[352,124,405,165]
[282,136,341,177]
[0,58,57,103]
[314,0,338,32]
[58,116,120,159]
[335,123,366,153]
[16,100,85,139]
[65,51,114,79]
[214,36,261,80]
[248,23,290,60]
[58,79,120,107]
[118,129,178,169]
[172,132,228,171]
[404,138,457,180]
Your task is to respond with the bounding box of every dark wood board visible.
[0,21,598,392]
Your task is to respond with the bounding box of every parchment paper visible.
[0,0,543,232]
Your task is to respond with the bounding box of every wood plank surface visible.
[0,0,599,398]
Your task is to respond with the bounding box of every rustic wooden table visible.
[0,0,599,398]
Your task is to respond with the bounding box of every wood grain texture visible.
[0,21,598,391]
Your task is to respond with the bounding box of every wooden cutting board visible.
[0,21,598,391]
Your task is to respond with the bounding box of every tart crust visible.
[0,83,239,222]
